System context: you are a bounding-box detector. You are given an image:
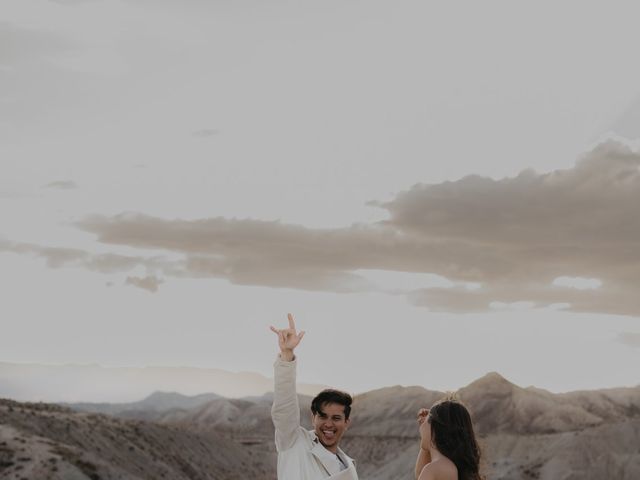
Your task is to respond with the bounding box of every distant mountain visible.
[67,391,313,436]
[0,361,328,402]
[156,393,313,435]
[65,391,223,417]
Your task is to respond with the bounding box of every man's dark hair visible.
[311,389,353,420]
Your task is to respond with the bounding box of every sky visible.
[1,0,640,396]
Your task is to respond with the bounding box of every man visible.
[270,313,358,480]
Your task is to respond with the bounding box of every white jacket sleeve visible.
[271,355,301,452]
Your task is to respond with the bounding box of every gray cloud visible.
[0,191,38,199]
[49,0,102,5]
[0,22,74,68]
[610,95,640,140]
[75,211,496,292]
[125,275,162,293]
[78,139,640,316]
[43,180,78,190]
[0,21,87,136]
[616,332,640,348]
[380,140,640,315]
[408,282,638,317]
[192,128,219,138]
[6,139,640,317]
[381,140,640,250]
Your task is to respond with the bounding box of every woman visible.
[414,397,483,480]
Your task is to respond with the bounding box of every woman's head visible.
[420,397,483,480]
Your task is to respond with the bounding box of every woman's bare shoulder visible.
[418,457,458,480]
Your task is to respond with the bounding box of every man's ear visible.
[345,418,351,428]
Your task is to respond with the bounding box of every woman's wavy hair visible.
[428,396,483,480]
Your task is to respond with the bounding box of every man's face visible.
[312,402,350,453]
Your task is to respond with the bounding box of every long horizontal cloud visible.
[4,139,640,316]
[0,240,167,273]
[74,214,504,292]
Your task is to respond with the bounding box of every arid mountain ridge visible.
[69,371,640,436]
[1,372,639,479]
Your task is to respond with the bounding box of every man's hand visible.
[270,313,305,361]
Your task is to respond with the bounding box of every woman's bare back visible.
[418,456,458,480]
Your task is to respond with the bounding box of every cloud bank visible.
[125,275,163,293]
[617,332,640,348]
[43,180,78,190]
[4,139,640,317]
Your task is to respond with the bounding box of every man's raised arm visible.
[270,313,306,452]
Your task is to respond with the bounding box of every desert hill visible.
[0,397,275,479]
[457,372,604,434]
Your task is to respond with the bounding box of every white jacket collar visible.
[309,433,356,476]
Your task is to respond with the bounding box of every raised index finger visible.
[287,313,296,330]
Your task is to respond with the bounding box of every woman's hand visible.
[417,408,429,426]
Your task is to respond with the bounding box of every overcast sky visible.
[2,0,640,396]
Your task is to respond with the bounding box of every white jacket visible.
[271,357,358,480]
